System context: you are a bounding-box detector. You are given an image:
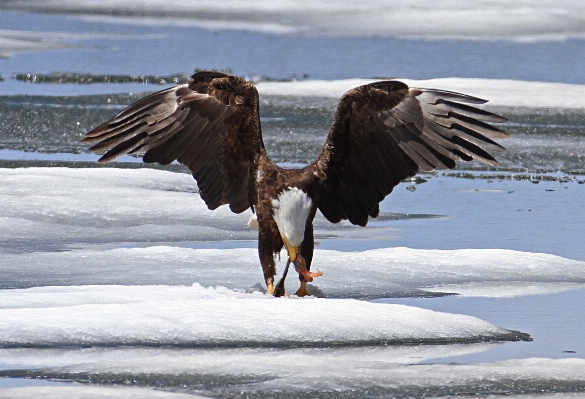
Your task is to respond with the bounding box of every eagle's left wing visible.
[82,72,265,214]
[313,80,508,227]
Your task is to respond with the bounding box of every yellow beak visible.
[282,237,299,262]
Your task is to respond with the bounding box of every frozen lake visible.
[1,3,585,398]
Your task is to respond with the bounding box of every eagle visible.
[82,71,508,296]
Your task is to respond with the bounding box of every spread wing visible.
[82,71,265,213]
[314,80,508,226]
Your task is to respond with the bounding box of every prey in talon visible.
[292,255,323,283]
[291,254,323,297]
[274,254,324,298]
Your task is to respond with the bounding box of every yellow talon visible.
[267,283,275,295]
[296,281,308,297]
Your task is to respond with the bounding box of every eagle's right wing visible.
[314,80,508,226]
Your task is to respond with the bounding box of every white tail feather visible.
[272,188,313,247]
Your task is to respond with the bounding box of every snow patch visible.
[2,168,585,297]
[0,284,526,347]
[1,349,585,398]
[3,245,584,298]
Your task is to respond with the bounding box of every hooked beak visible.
[282,237,299,262]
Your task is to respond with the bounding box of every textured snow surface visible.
[0,284,526,347]
[0,167,254,248]
[4,246,585,298]
[3,168,585,297]
[0,389,581,399]
[1,348,585,397]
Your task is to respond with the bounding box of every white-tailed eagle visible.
[83,71,507,296]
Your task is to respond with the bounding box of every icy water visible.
[1,6,585,399]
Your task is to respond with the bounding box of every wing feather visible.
[195,161,224,209]
[82,72,264,213]
[146,119,201,165]
[313,80,507,225]
[427,99,508,123]
[365,143,396,193]
[401,122,456,169]
[183,128,224,172]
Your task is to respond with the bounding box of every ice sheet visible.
[3,246,585,298]
[257,78,585,109]
[5,1,585,40]
[0,344,491,371]
[1,388,583,399]
[0,284,527,347]
[0,167,256,249]
[1,348,585,397]
[2,168,585,297]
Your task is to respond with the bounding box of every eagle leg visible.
[295,224,322,297]
[293,255,323,296]
[258,231,277,295]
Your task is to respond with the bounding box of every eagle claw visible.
[294,255,323,282]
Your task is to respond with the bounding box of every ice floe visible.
[0,284,528,348]
[3,246,585,298]
[2,168,585,297]
[1,348,585,397]
[0,167,254,249]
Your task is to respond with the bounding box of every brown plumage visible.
[82,71,508,296]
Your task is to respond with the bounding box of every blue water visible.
[378,288,585,363]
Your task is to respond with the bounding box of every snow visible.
[0,167,254,248]
[257,78,585,109]
[0,388,581,399]
[2,168,585,297]
[0,284,525,347]
[1,348,585,397]
[0,167,582,394]
[425,282,585,298]
[0,170,583,396]
[3,246,585,298]
[6,1,585,40]
[0,344,490,371]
